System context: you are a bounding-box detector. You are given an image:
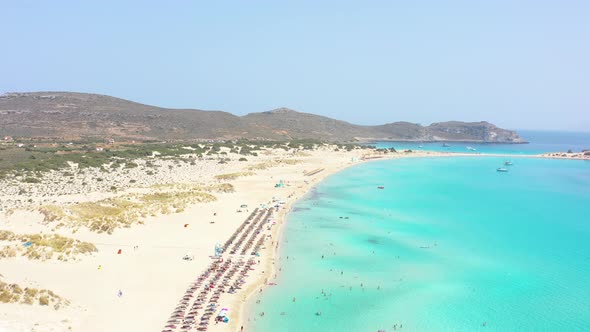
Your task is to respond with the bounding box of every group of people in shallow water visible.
[377,324,403,331]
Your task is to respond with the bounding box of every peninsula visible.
[0,92,525,144]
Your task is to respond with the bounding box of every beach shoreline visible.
[234,150,589,331]
[234,158,355,331]
[0,148,586,332]
[232,151,475,330]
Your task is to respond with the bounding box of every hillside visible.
[0,92,526,143]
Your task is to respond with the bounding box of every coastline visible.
[0,148,586,332]
[233,150,589,331]
[232,151,476,330]
[0,146,378,332]
[233,154,360,331]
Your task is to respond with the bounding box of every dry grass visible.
[0,231,97,260]
[247,159,301,171]
[212,183,234,193]
[0,278,69,309]
[277,159,301,165]
[39,205,65,222]
[214,172,254,180]
[37,183,231,233]
[247,162,274,171]
[150,182,234,193]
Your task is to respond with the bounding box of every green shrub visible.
[22,177,41,183]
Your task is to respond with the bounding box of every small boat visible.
[496,168,509,172]
[442,143,451,147]
[466,146,476,151]
[504,161,513,166]
[377,186,385,189]
[418,145,424,148]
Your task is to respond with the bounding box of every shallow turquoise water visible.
[247,157,590,331]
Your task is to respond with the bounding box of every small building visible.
[3,136,13,142]
[96,147,104,152]
[105,138,115,144]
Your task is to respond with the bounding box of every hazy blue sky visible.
[1,1,589,130]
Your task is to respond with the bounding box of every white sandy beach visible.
[0,146,377,332]
[1,147,576,332]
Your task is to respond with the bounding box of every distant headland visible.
[0,92,526,143]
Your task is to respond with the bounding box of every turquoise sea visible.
[247,132,590,332]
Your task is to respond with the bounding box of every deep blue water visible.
[371,130,590,155]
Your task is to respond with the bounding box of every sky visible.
[1,1,589,131]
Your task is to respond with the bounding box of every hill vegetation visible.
[0,92,525,143]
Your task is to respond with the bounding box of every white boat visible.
[496,168,509,172]
[466,146,477,151]
[504,161,514,166]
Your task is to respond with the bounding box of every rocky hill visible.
[0,92,526,143]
